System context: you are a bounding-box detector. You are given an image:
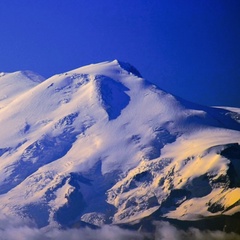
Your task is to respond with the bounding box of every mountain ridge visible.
[0,60,239,232]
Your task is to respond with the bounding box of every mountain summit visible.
[0,60,239,231]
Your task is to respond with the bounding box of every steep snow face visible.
[0,60,239,228]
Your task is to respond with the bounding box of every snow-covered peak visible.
[0,70,45,83]
[0,61,239,231]
[17,70,46,83]
[67,60,143,81]
[0,70,45,109]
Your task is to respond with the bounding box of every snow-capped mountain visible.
[0,60,239,231]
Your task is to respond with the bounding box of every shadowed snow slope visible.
[0,60,239,231]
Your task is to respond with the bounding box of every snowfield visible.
[0,60,239,230]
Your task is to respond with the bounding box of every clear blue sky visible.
[0,0,239,107]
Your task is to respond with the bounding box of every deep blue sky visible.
[0,0,239,107]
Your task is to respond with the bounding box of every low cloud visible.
[154,221,240,240]
[0,215,239,240]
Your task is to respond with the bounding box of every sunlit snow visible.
[0,60,239,230]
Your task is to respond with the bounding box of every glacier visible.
[0,60,239,233]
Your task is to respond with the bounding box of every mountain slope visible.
[0,60,239,230]
[0,71,45,109]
